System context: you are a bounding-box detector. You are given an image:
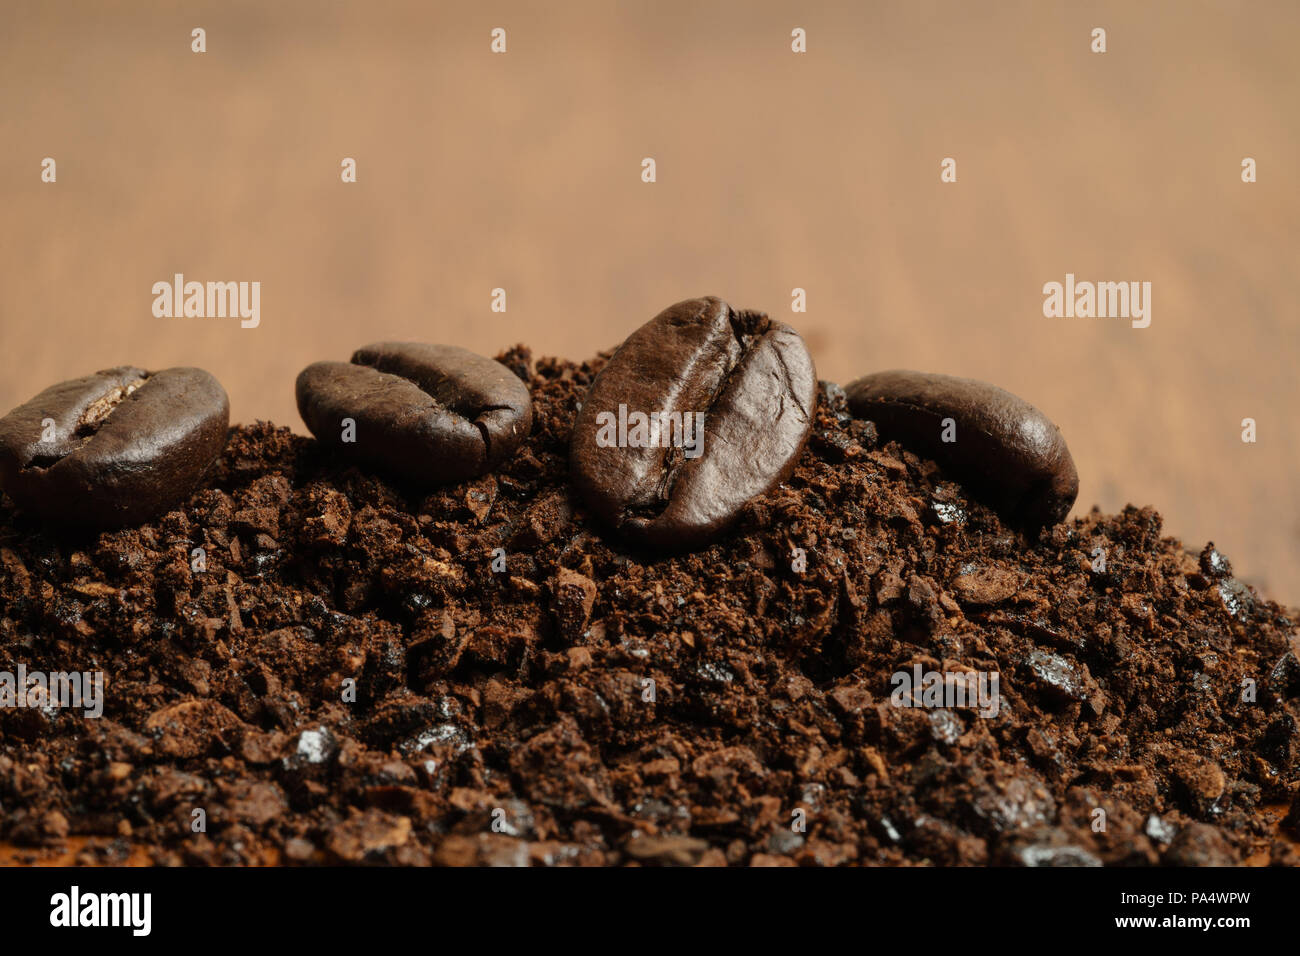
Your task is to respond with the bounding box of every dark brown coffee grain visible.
[0,366,230,529]
[0,348,1296,867]
[296,342,532,486]
[846,370,1078,529]
[570,297,816,551]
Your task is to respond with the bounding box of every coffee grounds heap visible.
[0,347,1296,866]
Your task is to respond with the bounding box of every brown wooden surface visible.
[0,1,1297,600]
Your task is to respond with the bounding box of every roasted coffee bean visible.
[0,366,230,528]
[570,296,816,550]
[845,370,1078,527]
[296,342,532,484]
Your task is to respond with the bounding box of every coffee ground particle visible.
[1,347,1297,866]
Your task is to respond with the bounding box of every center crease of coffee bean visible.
[352,361,508,456]
[620,308,781,523]
[26,375,154,470]
[76,377,150,436]
[471,404,518,457]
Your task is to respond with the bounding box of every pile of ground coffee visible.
[1,347,1296,866]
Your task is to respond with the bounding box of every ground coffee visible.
[0,347,1295,867]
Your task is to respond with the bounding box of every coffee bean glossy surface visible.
[846,370,1078,527]
[0,366,230,528]
[571,297,816,550]
[296,342,532,484]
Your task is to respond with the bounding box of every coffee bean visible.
[570,296,816,550]
[845,370,1078,527]
[296,342,532,484]
[0,366,230,528]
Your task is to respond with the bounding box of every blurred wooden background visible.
[1,0,1296,600]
